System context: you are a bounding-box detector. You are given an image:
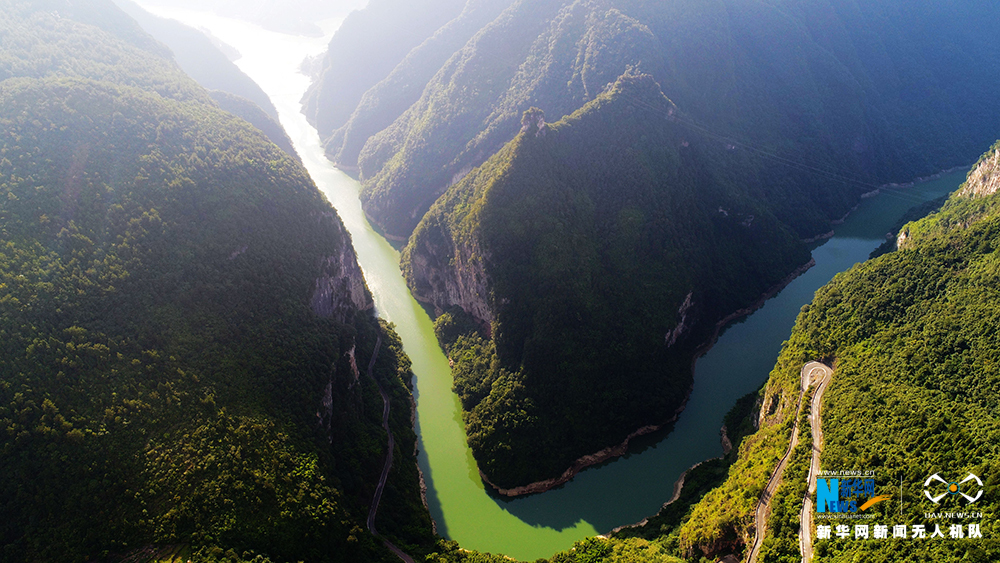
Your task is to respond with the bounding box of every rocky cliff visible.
[958,143,1000,198]
[402,214,493,329]
[310,212,374,322]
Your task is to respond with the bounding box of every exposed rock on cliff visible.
[959,145,1000,198]
[310,213,374,322]
[665,291,695,347]
[402,214,492,328]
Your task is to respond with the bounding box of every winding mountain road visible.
[365,335,415,563]
[746,361,832,563]
[799,363,833,563]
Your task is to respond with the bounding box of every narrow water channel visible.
[136,6,968,560]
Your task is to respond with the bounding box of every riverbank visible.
[484,254,817,498]
[482,420,681,497]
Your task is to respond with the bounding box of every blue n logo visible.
[817,478,840,512]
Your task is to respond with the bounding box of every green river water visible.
[136,6,968,559]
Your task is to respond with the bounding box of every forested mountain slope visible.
[114,0,278,119]
[208,90,299,161]
[303,0,1000,491]
[300,0,467,143]
[403,73,811,490]
[422,141,1000,563]
[0,2,431,561]
[111,0,300,161]
[320,0,516,170]
[314,0,1000,240]
[676,142,1000,562]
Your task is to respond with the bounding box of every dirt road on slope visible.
[365,335,415,563]
[746,361,831,563]
[799,363,833,562]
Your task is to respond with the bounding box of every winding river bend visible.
[138,6,967,560]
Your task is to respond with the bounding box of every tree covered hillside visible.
[113,0,279,120]
[300,0,467,144]
[312,0,1000,240]
[304,0,1000,492]
[419,143,1000,563]
[0,2,432,561]
[403,73,810,489]
[111,0,301,161]
[677,142,1000,562]
[318,0,516,170]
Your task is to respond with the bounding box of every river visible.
[133,5,967,560]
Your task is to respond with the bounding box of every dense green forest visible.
[0,2,433,561]
[413,143,1000,563]
[675,141,1000,562]
[403,73,809,488]
[305,0,1000,492]
[312,0,1000,240]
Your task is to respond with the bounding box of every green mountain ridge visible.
[403,73,811,490]
[322,0,517,170]
[111,0,301,161]
[300,0,467,142]
[113,0,279,120]
[308,0,1000,241]
[0,2,433,561]
[418,142,1000,563]
[301,0,1000,492]
[676,141,1000,562]
[358,0,669,239]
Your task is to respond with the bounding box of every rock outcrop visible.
[959,145,1000,198]
[665,291,695,347]
[310,213,374,322]
[403,221,492,328]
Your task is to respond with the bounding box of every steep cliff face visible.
[402,214,493,328]
[896,141,1000,251]
[958,143,1000,198]
[310,212,374,322]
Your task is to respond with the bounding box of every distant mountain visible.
[114,0,278,117]
[300,0,467,145]
[111,0,301,162]
[137,0,365,36]
[314,0,1000,241]
[0,2,431,561]
[317,0,517,169]
[306,0,1000,491]
[677,141,1000,562]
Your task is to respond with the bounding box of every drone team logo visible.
[924,473,983,504]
